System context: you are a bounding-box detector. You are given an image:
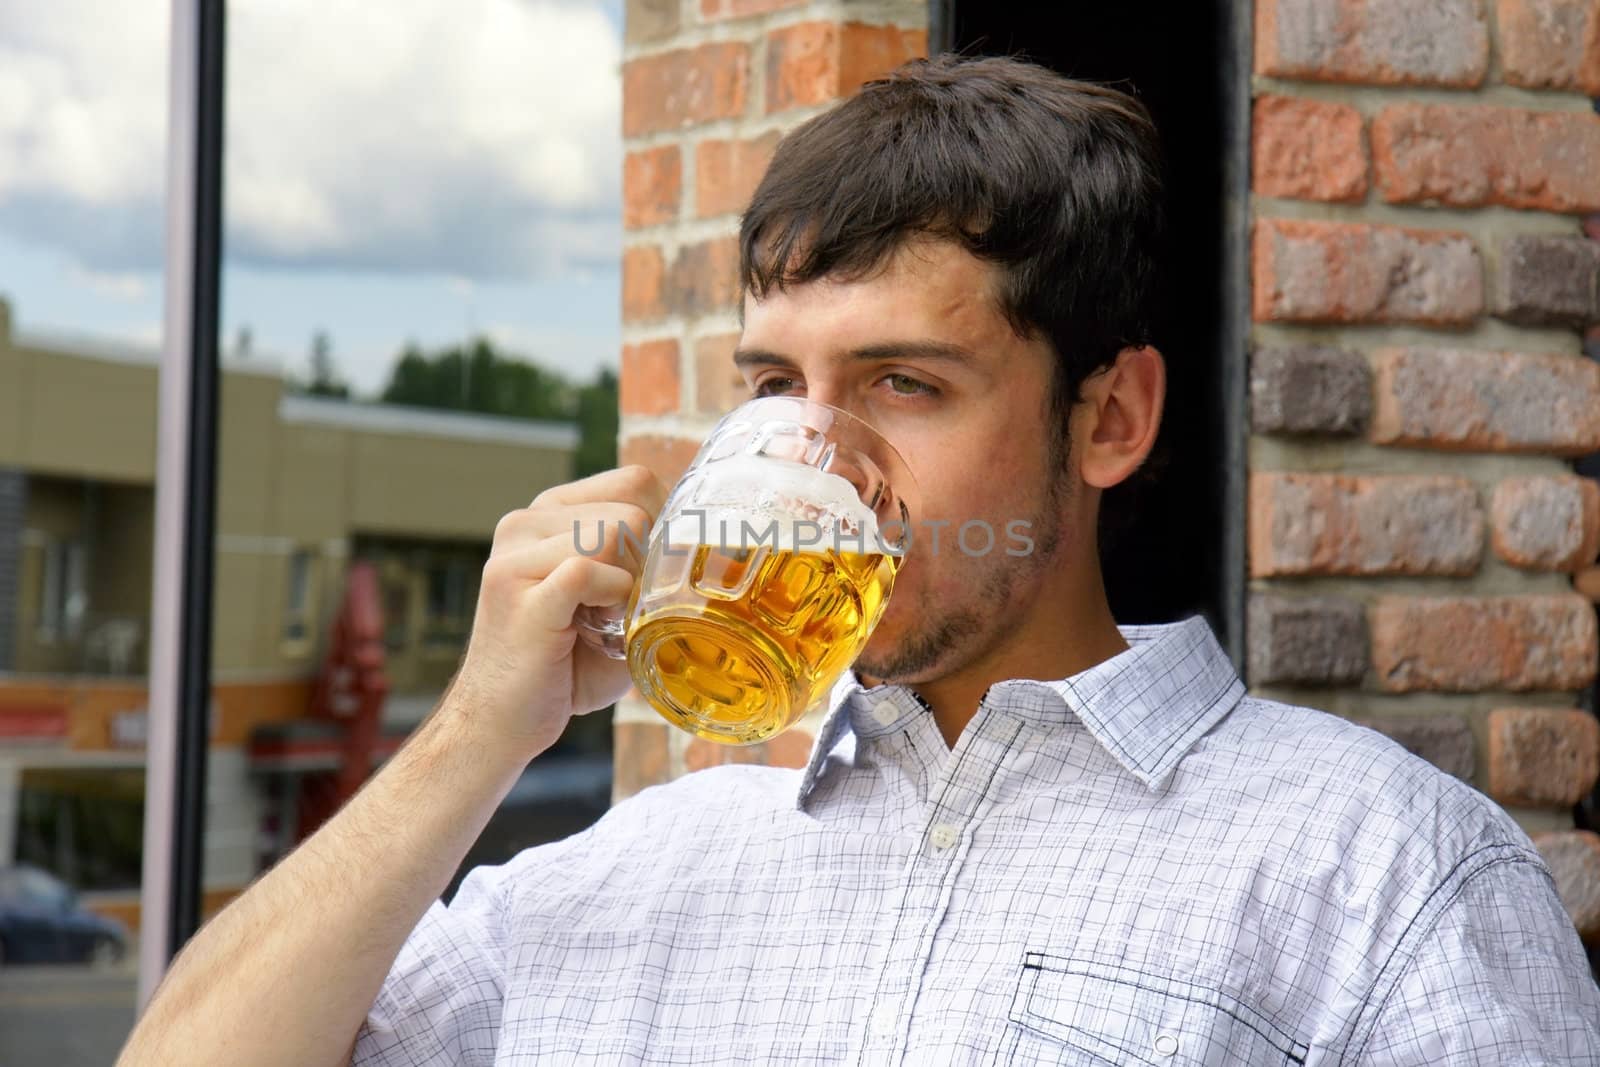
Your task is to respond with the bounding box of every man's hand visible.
[444,464,666,759]
[118,465,666,1067]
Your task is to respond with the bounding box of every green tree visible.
[305,330,350,399]
[574,368,619,478]
[378,337,617,477]
[380,337,573,419]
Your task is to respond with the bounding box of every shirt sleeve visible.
[1358,854,1600,1065]
[352,862,511,1066]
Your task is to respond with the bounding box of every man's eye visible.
[885,374,934,396]
[753,377,798,397]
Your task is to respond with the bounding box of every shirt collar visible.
[796,614,1245,808]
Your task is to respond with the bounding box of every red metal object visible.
[299,560,391,836]
[0,704,68,740]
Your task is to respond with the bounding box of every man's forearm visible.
[118,701,529,1067]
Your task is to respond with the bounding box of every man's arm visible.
[117,467,664,1067]
[1355,852,1600,1065]
[119,704,526,1067]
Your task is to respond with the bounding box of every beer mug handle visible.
[574,604,629,660]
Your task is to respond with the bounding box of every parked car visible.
[0,865,129,966]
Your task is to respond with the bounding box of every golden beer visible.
[574,396,916,745]
[627,540,899,744]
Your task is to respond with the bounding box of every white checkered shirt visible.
[355,616,1600,1065]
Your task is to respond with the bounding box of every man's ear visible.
[1076,346,1165,492]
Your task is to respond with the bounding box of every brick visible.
[766,21,926,114]
[619,434,702,490]
[1256,0,1489,86]
[685,730,814,772]
[1247,594,1369,685]
[1369,594,1599,692]
[696,132,782,218]
[1249,345,1372,436]
[613,720,671,801]
[1252,96,1368,203]
[1487,707,1600,806]
[1356,715,1476,779]
[1372,104,1600,215]
[623,146,682,231]
[1369,347,1600,456]
[666,237,742,317]
[625,0,679,44]
[623,43,750,138]
[620,339,682,417]
[1250,472,1483,577]
[1530,831,1600,940]
[695,331,749,415]
[763,728,814,769]
[701,0,807,20]
[1578,565,1600,600]
[1496,0,1600,95]
[1252,219,1483,325]
[1493,235,1600,329]
[684,737,762,772]
[1490,475,1600,571]
[622,245,667,322]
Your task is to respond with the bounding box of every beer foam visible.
[662,455,885,551]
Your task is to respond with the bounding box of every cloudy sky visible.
[0,0,624,395]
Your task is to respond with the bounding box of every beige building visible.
[0,296,577,920]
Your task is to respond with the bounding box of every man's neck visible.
[858,576,1130,749]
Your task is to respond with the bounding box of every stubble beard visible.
[855,466,1069,684]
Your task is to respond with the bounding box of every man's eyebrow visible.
[732,347,792,369]
[731,341,978,369]
[847,341,977,365]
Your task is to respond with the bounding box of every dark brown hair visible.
[740,54,1166,446]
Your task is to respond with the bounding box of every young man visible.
[120,56,1599,1066]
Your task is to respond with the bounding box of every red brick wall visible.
[615,0,927,799]
[1250,0,1600,939]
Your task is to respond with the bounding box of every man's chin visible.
[855,626,947,687]
[855,617,909,683]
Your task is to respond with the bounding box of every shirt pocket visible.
[1002,954,1307,1067]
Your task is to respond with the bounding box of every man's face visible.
[735,239,1091,685]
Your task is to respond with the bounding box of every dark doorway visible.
[933,1,1249,660]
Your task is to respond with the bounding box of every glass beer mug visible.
[577,396,916,745]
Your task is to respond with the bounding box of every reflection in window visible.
[15,768,146,892]
[284,548,313,644]
[383,575,411,652]
[424,555,474,648]
[37,537,88,642]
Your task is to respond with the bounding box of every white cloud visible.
[0,0,621,279]
[68,265,151,301]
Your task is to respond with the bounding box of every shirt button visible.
[868,1003,896,1037]
[1154,1034,1179,1057]
[871,700,898,726]
[930,823,959,850]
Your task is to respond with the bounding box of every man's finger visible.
[527,555,637,635]
[494,507,652,574]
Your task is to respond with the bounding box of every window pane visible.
[0,5,159,1051]
[215,0,621,926]
[3,4,623,1059]
[35,539,62,638]
[283,549,311,643]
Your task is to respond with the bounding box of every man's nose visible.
[801,377,849,414]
